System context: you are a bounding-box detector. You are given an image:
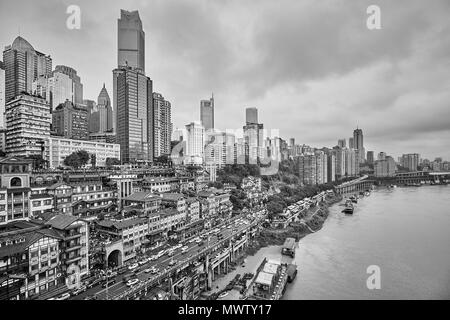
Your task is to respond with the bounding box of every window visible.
[10,177,22,187]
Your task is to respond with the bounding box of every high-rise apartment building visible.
[3,36,52,103]
[298,154,317,185]
[327,153,336,182]
[374,156,396,177]
[204,131,235,169]
[118,10,145,72]
[348,137,354,149]
[184,121,205,165]
[5,93,51,157]
[378,152,386,161]
[338,139,346,148]
[200,94,214,131]
[345,148,359,177]
[401,153,420,172]
[52,100,88,140]
[153,92,173,157]
[0,61,5,128]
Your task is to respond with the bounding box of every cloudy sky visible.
[1,0,449,160]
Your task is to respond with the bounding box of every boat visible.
[281,238,296,258]
[342,202,354,214]
[244,258,292,300]
[364,191,370,196]
[349,195,358,203]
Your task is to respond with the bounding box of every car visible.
[84,295,97,300]
[102,279,116,288]
[87,278,102,289]
[117,266,128,275]
[71,285,87,296]
[55,292,71,300]
[181,246,188,253]
[128,263,139,270]
[195,238,202,243]
[218,291,229,299]
[138,260,147,266]
[126,278,140,287]
[145,266,158,274]
[168,259,177,266]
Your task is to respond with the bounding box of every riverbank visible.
[202,193,342,299]
[246,193,342,255]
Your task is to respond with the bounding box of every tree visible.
[105,157,120,167]
[63,150,90,169]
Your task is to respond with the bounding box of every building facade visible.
[152,93,172,158]
[200,95,214,131]
[5,94,51,157]
[52,100,88,140]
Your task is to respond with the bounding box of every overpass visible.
[334,175,374,195]
[109,218,260,300]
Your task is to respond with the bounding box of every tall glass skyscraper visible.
[114,10,153,164]
[200,94,214,130]
[114,66,153,163]
[118,10,145,72]
[353,127,365,161]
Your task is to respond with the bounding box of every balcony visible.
[65,245,82,253]
[65,255,82,264]
[65,232,84,240]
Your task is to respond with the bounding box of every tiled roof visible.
[161,193,185,201]
[46,214,79,230]
[124,191,160,202]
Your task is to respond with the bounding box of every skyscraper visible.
[54,65,83,104]
[0,61,5,128]
[184,121,205,165]
[348,137,354,149]
[289,138,295,148]
[353,127,365,161]
[153,92,173,157]
[118,10,145,72]
[200,94,214,130]
[115,66,153,163]
[97,83,113,132]
[367,151,374,165]
[3,36,52,103]
[338,139,346,148]
[114,10,153,163]
[246,107,258,124]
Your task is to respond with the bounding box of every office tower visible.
[54,65,83,104]
[3,36,52,103]
[153,92,173,157]
[367,151,374,165]
[200,94,214,130]
[289,138,295,148]
[401,153,420,172]
[98,83,113,132]
[115,66,153,163]
[52,100,88,140]
[114,10,153,163]
[246,107,258,124]
[118,10,145,72]
[0,61,4,128]
[338,139,346,148]
[5,93,51,157]
[315,151,328,184]
[353,127,365,161]
[184,121,204,165]
[374,156,396,177]
[378,152,386,161]
[348,137,354,149]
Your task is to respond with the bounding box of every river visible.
[215,185,450,299]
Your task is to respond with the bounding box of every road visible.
[70,215,257,300]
